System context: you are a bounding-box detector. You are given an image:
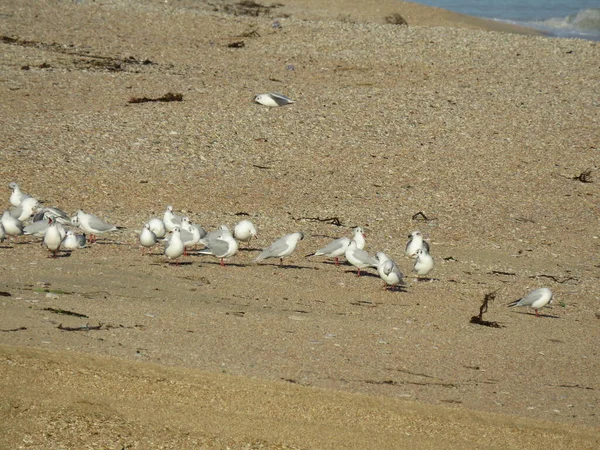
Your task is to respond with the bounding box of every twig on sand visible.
[470,289,503,328]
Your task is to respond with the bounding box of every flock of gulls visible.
[1,182,554,317]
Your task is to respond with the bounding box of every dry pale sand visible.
[1,0,599,448]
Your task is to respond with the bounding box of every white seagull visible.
[1,210,24,242]
[254,93,295,107]
[254,232,304,266]
[308,226,366,266]
[345,240,378,277]
[76,209,122,243]
[376,252,404,290]
[405,230,430,258]
[62,230,86,250]
[198,231,239,266]
[508,288,554,317]
[10,197,39,221]
[163,205,182,232]
[139,223,159,253]
[413,248,434,278]
[164,227,184,264]
[43,219,63,258]
[8,182,32,207]
[234,219,258,245]
[148,217,167,238]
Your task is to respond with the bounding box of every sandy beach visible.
[1,0,599,448]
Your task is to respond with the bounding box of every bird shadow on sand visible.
[237,247,260,252]
[93,240,129,246]
[344,270,379,278]
[514,311,561,319]
[257,263,319,270]
[47,252,72,259]
[199,261,249,268]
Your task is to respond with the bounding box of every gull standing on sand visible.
[198,229,239,266]
[75,209,122,243]
[180,217,202,254]
[1,211,24,241]
[254,232,304,266]
[43,219,63,258]
[508,288,554,317]
[8,182,32,207]
[376,252,404,289]
[139,223,159,253]
[413,248,434,278]
[234,219,258,246]
[10,197,39,221]
[62,230,86,250]
[307,226,366,266]
[405,231,430,258]
[163,205,182,232]
[345,240,378,277]
[254,93,295,107]
[148,217,167,238]
[164,227,184,264]
[199,225,230,247]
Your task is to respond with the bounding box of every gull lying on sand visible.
[62,230,86,250]
[139,223,159,252]
[254,232,304,266]
[1,211,24,241]
[254,93,295,107]
[508,287,553,317]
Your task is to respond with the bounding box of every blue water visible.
[408,0,600,40]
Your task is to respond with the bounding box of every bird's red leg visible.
[535,309,539,317]
[220,258,225,266]
[334,257,339,266]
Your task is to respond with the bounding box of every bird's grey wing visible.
[520,290,546,306]
[271,93,294,105]
[316,238,346,255]
[23,221,48,235]
[354,248,378,266]
[199,239,229,257]
[88,216,115,232]
[255,237,288,261]
[180,229,193,242]
[9,206,23,219]
[193,224,207,239]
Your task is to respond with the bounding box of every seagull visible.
[163,205,182,232]
[75,209,122,243]
[254,232,304,266]
[9,197,39,221]
[199,225,230,247]
[413,248,434,278]
[180,217,201,254]
[43,219,63,258]
[345,240,378,277]
[32,206,71,225]
[62,230,86,250]
[508,288,553,317]
[8,182,32,207]
[234,219,258,246]
[405,231,430,258]
[307,227,366,266]
[148,217,167,239]
[198,231,239,266]
[164,227,184,264]
[1,210,24,242]
[376,252,404,290]
[139,223,159,253]
[24,213,53,238]
[254,93,295,107]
